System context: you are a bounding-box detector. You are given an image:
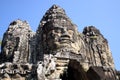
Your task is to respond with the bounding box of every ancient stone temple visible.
[0,4,119,80]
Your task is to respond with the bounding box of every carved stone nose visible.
[62,27,70,36]
[62,27,67,33]
[61,28,71,39]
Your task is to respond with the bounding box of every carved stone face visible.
[46,26,74,50]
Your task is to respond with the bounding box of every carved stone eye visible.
[54,28,62,33]
[56,29,61,33]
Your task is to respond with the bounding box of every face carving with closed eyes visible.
[46,26,75,50]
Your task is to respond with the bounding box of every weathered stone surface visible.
[0,62,37,80]
[0,20,34,63]
[83,26,115,68]
[117,71,120,80]
[0,4,119,80]
[87,66,117,80]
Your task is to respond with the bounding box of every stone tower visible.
[0,4,119,80]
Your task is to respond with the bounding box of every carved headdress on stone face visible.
[40,5,77,31]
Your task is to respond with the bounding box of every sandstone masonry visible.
[0,5,119,80]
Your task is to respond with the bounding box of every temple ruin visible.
[0,4,119,80]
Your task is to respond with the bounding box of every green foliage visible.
[0,38,1,51]
[0,39,1,51]
[0,38,2,46]
[0,41,1,45]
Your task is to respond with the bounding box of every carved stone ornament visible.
[0,4,119,80]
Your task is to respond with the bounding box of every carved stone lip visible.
[60,37,70,40]
[59,37,70,43]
